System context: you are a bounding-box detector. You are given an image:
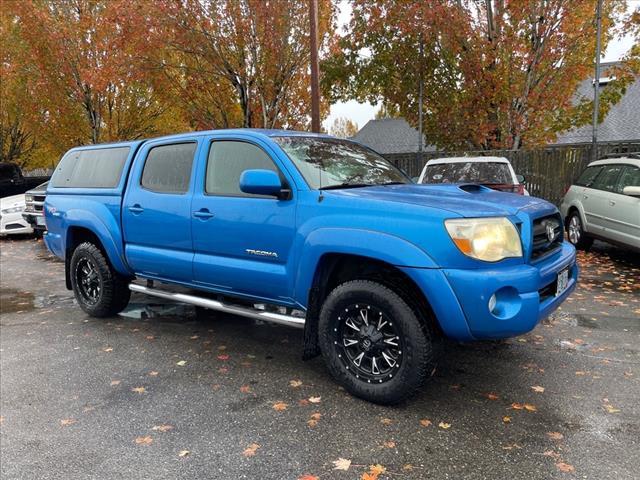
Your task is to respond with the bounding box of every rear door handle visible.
[193,209,214,219]
[609,200,616,206]
[128,204,144,214]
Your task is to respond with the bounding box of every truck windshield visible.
[273,137,410,190]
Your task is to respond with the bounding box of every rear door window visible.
[614,166,640,194]
[590,165,624,192]
[141,143,196,194]
[50,147,130,188]
[423,162,512,184]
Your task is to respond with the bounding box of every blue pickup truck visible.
[44,129,577,404]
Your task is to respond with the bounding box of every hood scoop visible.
[458,184,493,194]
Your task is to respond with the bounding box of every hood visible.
[1,194,26,209]
[324,183,550,217]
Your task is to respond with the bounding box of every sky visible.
[323,1,639,132]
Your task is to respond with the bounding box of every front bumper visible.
[401,242,578,341]
[0,211,33,235]
[22,212,46,231]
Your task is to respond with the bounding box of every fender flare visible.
[63,208,131,276]
[293,228,437,307]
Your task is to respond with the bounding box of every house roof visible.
[555,62,640,144]
[350,118,436,154]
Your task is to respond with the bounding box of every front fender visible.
[293,228,438,307]
[62,207,131,276]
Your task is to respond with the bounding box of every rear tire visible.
[70,242,131,317]
[318,280,436,405]
[566,211,592,250]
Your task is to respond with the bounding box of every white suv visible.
[560,155,640,251]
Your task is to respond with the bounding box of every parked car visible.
[44,130,577,404]
[560,155,640,252]
[22,181,49,237]
[0,193,33,236]
[417,156,529,195]
[0,162,49,198]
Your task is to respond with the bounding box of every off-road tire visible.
[566,211,593,250]
[318,280,436,405]
[70,242,131,317]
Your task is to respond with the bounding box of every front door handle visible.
[193,209,214,219]
[583,194,589,200]
[609,200,616,206]
[128,204,144,214]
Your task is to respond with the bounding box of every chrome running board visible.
[128,283,305,329]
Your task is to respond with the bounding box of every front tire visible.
[318,280,436,404]
[70,242,131,317]
[566,211,592,250]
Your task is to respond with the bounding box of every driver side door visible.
[191,137,297,304]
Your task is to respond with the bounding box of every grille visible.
[33,194,45,212]
[531,213,563,260]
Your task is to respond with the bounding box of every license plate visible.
[556,267,569,296]
[36,216,46,226]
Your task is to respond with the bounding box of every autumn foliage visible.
[323,0,639,150]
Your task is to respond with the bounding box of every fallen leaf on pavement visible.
[151,424,173,432]
[131,387,146,394]
[60,418,76,427]
[556,462,575,473]
[176,360,186,366]
[289,380,303,388]
[308,396,321,404]
[383,441,396,448]
[149,371,159,376]
[307,412,321,427]
[524,403,537,412]
[102,347,113,352]
[484,392,500,400]
[419,419,432,427]
[531,385,545,393]
[547,431,564,441]
[217,354,229,361]
[135,436,153,445]
[604,404,620,414]
[178,450,190,457]
[110,380,121,386]
[380,418,392,425]
[240,385,251,394]
[272,402,288,411]
[503,416,512,423]
[298,475,319,480]
[438,422,451,429]
[332,458,351,471]
[243,443,260,457]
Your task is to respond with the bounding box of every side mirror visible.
[516,174,525,183]
[239,169,284,197]
[623,186,640,197]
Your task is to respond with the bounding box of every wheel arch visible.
[302,252,441,360]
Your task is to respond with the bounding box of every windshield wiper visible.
[319,183,373,190]
[379,181,407,186]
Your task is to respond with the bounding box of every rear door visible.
[122,139,200,282]
[607,165,640,248]
[191,136,297,304]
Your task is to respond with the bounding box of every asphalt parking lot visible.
[1,238,638,480]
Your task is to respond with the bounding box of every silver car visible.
[560,155,640,251]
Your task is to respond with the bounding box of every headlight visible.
[445,217,522,262]
[2,206,25,214]
[25,194,33,202]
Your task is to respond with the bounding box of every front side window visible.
[615,166,640,193]
[575,166,603,187]
[50,147,130,188]
[206,141,279,196]
[273,137,409,190]
[423,162,512,184]
[141,143,196,194]
[590,165,624,192]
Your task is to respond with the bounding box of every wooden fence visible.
[385,140,640,205]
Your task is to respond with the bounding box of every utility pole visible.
[591,0,603,161]
[417,35,424,164]
[309,0,321,133]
